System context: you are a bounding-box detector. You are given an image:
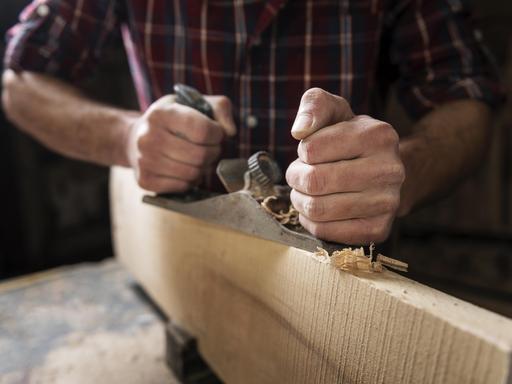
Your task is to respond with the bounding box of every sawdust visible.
[12,323,176,384]
[260,196,300,227]
[313,244,408,273]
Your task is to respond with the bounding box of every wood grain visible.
[110,166,512,384]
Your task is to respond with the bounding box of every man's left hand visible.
[286,88,405,245]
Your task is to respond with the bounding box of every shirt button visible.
[246,115,258,129]
[37,4,50,17]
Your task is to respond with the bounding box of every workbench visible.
[0,260,178,384]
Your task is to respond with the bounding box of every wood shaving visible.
[258,193,408,274]
[376,254,408,272]
[313,244,408,274]
[330,247,383,273]
[261,196,300,227]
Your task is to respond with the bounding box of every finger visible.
[137,171,191,194]
[138,153,202,183]
[290,188,400,222]
[207,95,237,137]
[285,157,405,195]
[291,88,354,140]
[149,103,225,145]
[297,116,398,164]
[299,214,393,245]
[139,127,221,167]
[147,94,176,110]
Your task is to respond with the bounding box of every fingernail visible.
[291,113,313,139]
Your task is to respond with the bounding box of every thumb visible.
[208,95,237,137]
[291,88,354,140]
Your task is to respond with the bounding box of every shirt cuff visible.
[398,75,507,120]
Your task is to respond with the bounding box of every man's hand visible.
[127,95,236,193]
[286,88,405,245]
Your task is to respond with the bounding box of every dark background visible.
[0,1,511,316]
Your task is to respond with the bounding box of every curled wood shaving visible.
[312,247,331,264]
[313,244,408,274]
[376,254,408,272]
[261,196,300,227]
[331,247,384,273]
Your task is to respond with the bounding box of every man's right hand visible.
[126,94,236,193]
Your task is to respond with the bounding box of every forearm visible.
[2,70,140,167]
[398,100,492,216]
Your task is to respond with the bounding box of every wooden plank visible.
[110,166,512,384]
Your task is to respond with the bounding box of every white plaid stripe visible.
[268,22,277,155]
[144,0,161,97]
[304,0,312,91]
[447,18,472,76]
[412,87,435,109]
[173,1,185,84]
[234,0,249,158]
[340,1,353,99]
[415,0,435,83]
[200,1,213,95]
[70,0,83,31]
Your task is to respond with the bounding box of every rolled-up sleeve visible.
[390,0,505,119]
[4,0,122,81]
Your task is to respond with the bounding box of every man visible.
[2,0,503,245]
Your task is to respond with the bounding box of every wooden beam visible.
[110,166,512,384]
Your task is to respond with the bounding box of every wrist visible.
[116,111,141,168]
[396,134,428,217]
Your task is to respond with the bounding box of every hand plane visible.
[144,152,344,254]
[142,84,343,254]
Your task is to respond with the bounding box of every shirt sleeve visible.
[4,0,123,81]
[389,0,505,119]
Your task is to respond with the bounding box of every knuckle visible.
[377,123,399,146]
[368,218,391,243]
[285,166,294,186]
[216,95,232,110]
[303,87,327,104]
[303,197,324,220]
[387,162,406,184]
[285,160,300,187]
[337,95,350,110]
[379,193,400,214]
[300,88,327,115]
[375,161,406,185]
[298,110,315,125]
[147,108,163,125]
[396,163,406,184]
[303,166,323,195]
[137,156,149,171]
[298,139,317,164]
[137,172,152,190]
[305,220,323,238]
[136,135,147,152]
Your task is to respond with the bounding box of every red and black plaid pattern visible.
[5,0,503,173]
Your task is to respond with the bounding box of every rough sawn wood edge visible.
[110,166,512,384]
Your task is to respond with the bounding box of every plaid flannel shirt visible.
[5,0,503,184]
